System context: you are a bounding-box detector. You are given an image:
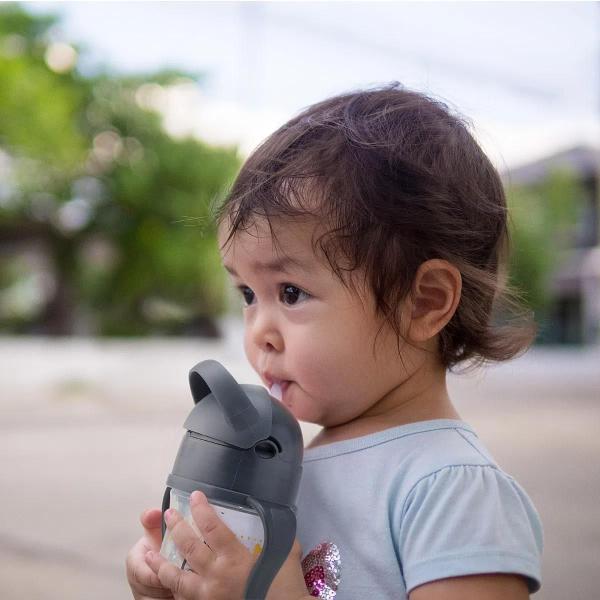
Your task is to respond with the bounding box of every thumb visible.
[140,508,164,548]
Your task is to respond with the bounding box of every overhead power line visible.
[261,8,562,103]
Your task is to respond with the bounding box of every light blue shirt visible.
[296,419,543,599]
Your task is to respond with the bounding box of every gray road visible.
[0,333,598,600]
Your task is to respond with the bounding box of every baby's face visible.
[218,216,414,428]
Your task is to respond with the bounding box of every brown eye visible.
[238,286,255,306]
[280,284,309,306]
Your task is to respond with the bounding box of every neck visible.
[307,358,461,449]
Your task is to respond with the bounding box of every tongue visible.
[269,382,283,401]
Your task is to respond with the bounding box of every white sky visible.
[28,1,600,169]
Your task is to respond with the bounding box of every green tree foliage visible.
[0,3,240,335]
[506,170,587,340]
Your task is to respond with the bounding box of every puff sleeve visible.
[395,464,544,594]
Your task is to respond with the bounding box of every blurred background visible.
[0,2,598,599]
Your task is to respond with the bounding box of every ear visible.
[406,259,462,343]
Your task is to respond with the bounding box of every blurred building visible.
[506,145,600,345]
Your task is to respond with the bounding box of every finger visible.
[141,508,163,530]
[189,491,243,558]
[140,508,164,548]
[164,508,214,573]
[264,538,307,600]
[146,549,201,598]
[289,538,303,559]
[126,545,172,597]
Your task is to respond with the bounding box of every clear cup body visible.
[159,488,265,569]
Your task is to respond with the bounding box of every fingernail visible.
[165,509,175,524]
[191,491,204,505]
[145,550,154,562]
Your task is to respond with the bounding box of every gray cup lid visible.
[183,360,302,456]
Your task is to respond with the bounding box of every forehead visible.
[218,216,323,274]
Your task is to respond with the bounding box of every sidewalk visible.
[0,329,598,599]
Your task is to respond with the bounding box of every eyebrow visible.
[223,256,313,277]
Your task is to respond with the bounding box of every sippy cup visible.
[159,359,304,600]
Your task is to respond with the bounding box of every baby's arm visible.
[396,464,542,598]
[409,572,530,599]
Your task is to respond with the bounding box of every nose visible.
[246,306,284,353]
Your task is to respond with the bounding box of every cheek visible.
[291,330,366,394]
[243,331,259,370]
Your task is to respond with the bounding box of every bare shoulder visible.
[409,573,530,600]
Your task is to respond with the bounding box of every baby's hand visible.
[144,491,254,600]
[126,508,174,599]
[139,492,310,600]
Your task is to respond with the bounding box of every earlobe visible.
[408,260,462,343]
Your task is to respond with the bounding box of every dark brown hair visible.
[215,82,536,371]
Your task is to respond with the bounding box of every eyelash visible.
[236,284,311,307]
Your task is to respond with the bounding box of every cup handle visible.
[244,498,296,600]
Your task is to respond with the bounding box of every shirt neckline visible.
[302,418,476,461]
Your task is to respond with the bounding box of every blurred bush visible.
[0,3,240,336]
[506,170,588,342]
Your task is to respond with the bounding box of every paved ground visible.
[0,328,598,600]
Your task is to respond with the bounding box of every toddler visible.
[127,83,543,600]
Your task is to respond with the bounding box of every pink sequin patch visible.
[301,541,341,599]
